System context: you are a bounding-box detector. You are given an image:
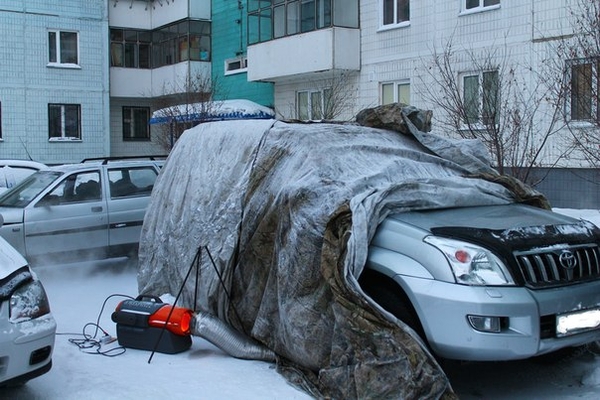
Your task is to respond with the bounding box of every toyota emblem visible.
[558,250,577,281]
[559,250,577,270]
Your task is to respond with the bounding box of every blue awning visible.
[149,99,275,125]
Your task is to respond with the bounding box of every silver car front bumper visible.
[396,275,600,361]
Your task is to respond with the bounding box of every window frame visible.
[40,171,102,205]
[460,70,499,127]
[48,30,79,67]
[461,0,500,15]
[296,88,333,120]
[122,106,151,141]
[380,0,410,30]
[48,103,82,141]
[380,81,411,105]
[224,56,248,75]
[567,58,600,124]
[108,166,158,199]
[110,29,152,69]
[248,0,358,45]
[151,19,211,68]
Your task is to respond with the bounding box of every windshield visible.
[0,171,62,208]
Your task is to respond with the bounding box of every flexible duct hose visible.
[191,311,276,362]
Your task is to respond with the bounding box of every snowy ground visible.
[3,209,600,399]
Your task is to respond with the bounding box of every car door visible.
[106,165,159,254]
[23,170,109,260]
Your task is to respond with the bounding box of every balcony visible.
[247,27,360,82]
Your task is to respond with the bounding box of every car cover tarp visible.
[138,108,544,399]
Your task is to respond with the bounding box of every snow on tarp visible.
[148,99,275,124]
[137,107,545,399]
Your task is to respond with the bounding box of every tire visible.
[358,269,426,341]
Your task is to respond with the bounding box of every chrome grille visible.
[514,244,600,287]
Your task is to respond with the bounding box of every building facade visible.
[0,0,110,164]
[0,1,275,163]
[108,0,211,155]
[245,0,599,207]
[211,0,273,107]
[1,1,597,206]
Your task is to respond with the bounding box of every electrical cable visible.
[64,293,134,357]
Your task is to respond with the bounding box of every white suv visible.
[0,235,56,386]
[0,157,164,265]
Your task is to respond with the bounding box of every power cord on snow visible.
[62,293,134,357]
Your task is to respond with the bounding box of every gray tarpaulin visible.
[137,108,543,399]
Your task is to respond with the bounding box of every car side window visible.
[108,167,158,199]
[37,171,101,206]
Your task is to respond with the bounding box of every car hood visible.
[0,236,28,280]
[387,203,581,231]
[389,203,600,255]
[0,207,25,225]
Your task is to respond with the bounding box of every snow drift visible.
[137,106,546,399]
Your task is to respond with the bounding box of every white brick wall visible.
[272,0,582,167]
[0,0,109,164]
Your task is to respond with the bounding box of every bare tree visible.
[556,0,600,168]
[281,71,358,121]
[418,36,569,183]
[151,71,223,151]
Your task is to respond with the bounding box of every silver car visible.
[0,157,164,265]
[360,203,600,361]
[0,234,56,386]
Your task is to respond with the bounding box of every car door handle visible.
[91,206,103,212]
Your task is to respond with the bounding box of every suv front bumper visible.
[397,275,600,361]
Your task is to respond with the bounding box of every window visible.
[225,56,248,75]
[108,167,158,199]
[48,30,78,65]
[297,88,332,120]
[381,82,410,105]
[152,19,211,68]
[463,0,500,12]
[0,102,2,140]
[462,71,499,125]
[41,171,101,204]
[123,107,150,141]
[382,0,410,27]
[110,29,152,68]
[48,104,81,140]
[569,60,599,122]
[248,0,358,44]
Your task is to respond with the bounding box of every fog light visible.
[468,315,502,333]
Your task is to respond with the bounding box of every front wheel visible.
[358,269,426,341]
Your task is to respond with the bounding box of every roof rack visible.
[81,155,168,165]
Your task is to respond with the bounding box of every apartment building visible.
[0,0,273,163]
[108,0,211,156]
[108,0,274,155]
[246,0,599,207]
[1,1,597,206]
[0,0,110,164]
[211,1,273,107]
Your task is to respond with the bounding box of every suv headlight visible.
[424,236,514,286]
[9,280,51,323]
